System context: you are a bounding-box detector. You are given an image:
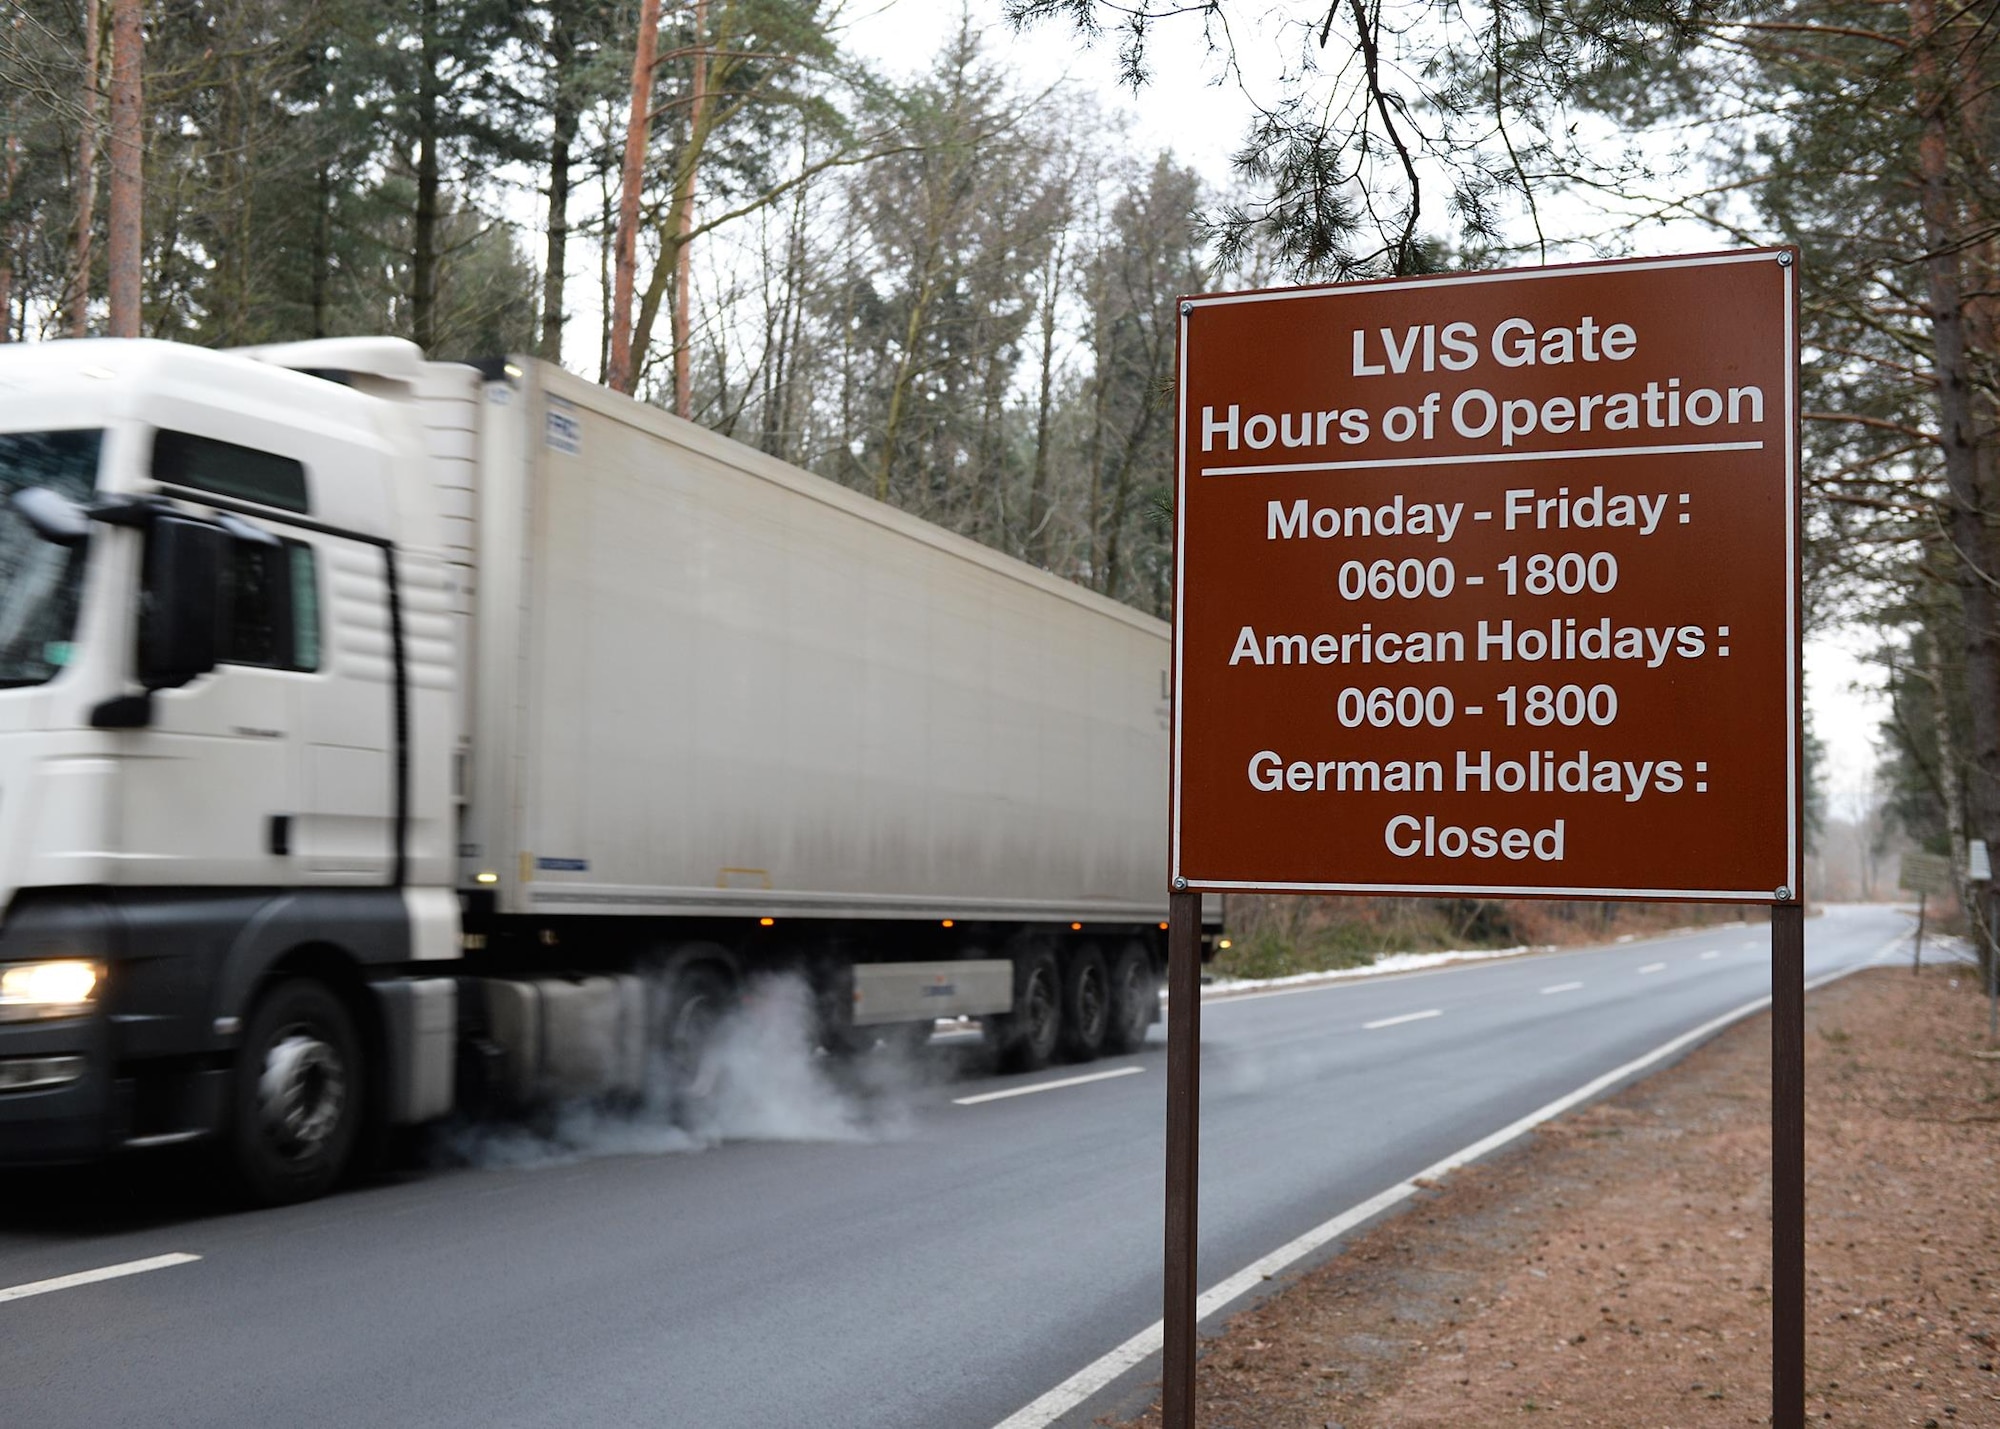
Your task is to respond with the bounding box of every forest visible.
[1,0,1995,962]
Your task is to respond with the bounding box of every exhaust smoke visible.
[431,973,932,1172]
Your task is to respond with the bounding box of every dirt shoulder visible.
[1106,964,2000,1428]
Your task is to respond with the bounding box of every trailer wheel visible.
[1059,944,1110,1062]
[991,943,1061,1073]
[1103,941,1156,1055]
[227,979,363,1205]
[662,964,734,1122]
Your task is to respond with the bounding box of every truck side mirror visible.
[138,514,226,690]
[9,486,91,546]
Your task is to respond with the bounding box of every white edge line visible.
[988,934,1900,1429]
[1362,1009,1443,1030]
[953,1066,1143,1106]
[0,1252,201,1306]
[1200,440,1761,478]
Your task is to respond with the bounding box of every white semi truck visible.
[0,338,1209,1201]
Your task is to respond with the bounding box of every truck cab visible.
[0,339,461,1198]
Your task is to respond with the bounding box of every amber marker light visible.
[1070,922,1083,931]
[941,919,954,928]
[1218,938,1233,950]
[758,917,775,927]
[1158,922,1169,930]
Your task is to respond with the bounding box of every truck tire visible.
[227,979,363,1205]
[1103,941,1155,1055]
[661,964,733,1123]
[1059,943,1110,1062]
[990,942,1061,1073]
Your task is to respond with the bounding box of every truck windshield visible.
[0,430,101,687]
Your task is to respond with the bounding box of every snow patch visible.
[1199,945,1540,999]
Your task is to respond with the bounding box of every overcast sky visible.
[848,0,1887,807]
[840,0,1886,808]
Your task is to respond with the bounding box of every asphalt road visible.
[0,904,1909,1429]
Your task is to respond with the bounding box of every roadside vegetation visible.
[1215,896,1755,980]
[2,0,1994,961]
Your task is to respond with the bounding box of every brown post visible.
[1163,887,1202,1429]
[1771,901,1806,1429]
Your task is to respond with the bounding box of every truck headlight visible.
[0,960,103,1021]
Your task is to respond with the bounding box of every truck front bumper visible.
[0,1011,116,1162]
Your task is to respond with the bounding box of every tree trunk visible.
[312,161,332,338]
[875,264,938,502]
[609,0,662,394]
[671,0,712,417]
[411,0,442,354]
[598,134,615,382]
[67,0,103,336]
[106,0,142,338]
[0,126,16,342]
[539,9,578,364]
[1026,237,1064,566]
[1912,0,2000,972]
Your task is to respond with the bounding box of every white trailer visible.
[0,338,1211,1201]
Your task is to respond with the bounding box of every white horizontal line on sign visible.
[952,1066,1142,1106]
[1201,439,1764,479]
[1363,1009,1442,1030]
[1639,962,1667,975]
[1541,982,1584,994]
[0,1253,201,1306]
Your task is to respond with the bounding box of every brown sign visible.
[1171,251,1800,900]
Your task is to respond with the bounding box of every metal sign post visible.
[1772,901,1805,1428]
[1163,887,1201,1428]
[1168,250,1802,1428]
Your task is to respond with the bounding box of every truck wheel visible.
[1103,941,1156,1054]
[991,943,1061,1073]
[228,979,363,1205]
[662,964,733,1122]
[1059,944,1110,1062]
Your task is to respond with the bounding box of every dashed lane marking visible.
[1700,951,1721,960]
[1541,982,1585,995]
[0,1253,201,1306]
[1638,963,1667,975]
[953,1066,1143,1106]
[1362,1009,1443,1030]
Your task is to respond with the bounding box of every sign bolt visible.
[1172,876,1189,891]
[1180,302,1193,316]
[1776,252,1793,267]
[1776,885,1793,901]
